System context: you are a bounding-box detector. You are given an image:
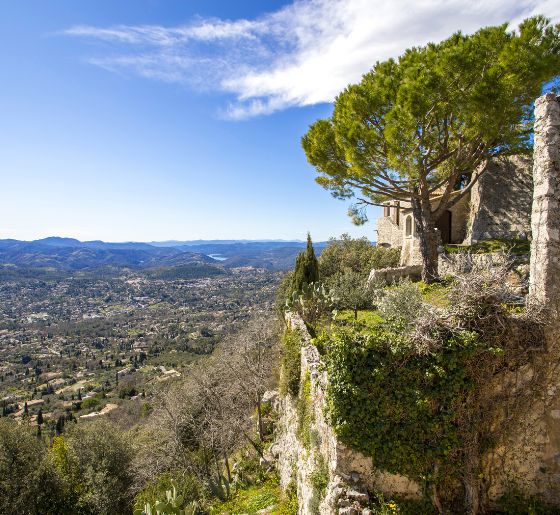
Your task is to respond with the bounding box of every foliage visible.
[279,328,302,397]
[368,492,437,515]
[496,487,558,515]
[308,454,329,515]
[275,270,294,312]
[278,479,298,515]
[209,475,280,515]
[297,372,313,450]
[328,267,375,318]
[134,483,202,515]
[319,263,545,510]
[319,234,400,279]
[0,419,70,514]
[59,421,135,515]
[134,473,203,514]
[291,234,319,293]
[377,281,425,331]
[80,397,101,410]
[285,282,335,327]
[302,17,560,281]
[321,325,480,483]
[208,474,231,502]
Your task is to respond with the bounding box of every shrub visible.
[80,397,100,410]
[291,234,320,293]
[328,268,374,318]
[0,419,70,514]
[285,282,335,327]
[279,329,302,397]
[377,281,424,331]
[319,263,546,510]
[319,234,400,279]
[61,421,135,515]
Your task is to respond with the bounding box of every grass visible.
[210,476,281,515]
[418,280,452,308]
[334,309,383,333]
[444,238,530,255]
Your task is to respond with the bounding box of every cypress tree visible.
[292,233,320,293]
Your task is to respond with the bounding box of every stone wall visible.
[368,265,422,283]
[376,215,403,248]
[274,314,420,515]
[466,155,533,243]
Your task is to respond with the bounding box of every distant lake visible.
[208,254,227,261]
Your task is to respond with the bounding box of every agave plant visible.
[207,473,231,502]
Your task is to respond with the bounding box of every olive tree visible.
[302,17,560,282]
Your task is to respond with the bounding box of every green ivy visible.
[308,454,329,515]
[297,372,313,449]
[280,328,302,397]
[319,324,492,486]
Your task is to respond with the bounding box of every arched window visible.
[405,215,413,237]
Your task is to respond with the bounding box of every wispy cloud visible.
[64,0,560,119]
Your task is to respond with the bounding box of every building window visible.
[405,215,413,237]
[384,204,390,217]
[395,201,400,226]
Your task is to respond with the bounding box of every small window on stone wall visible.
[384,205,390,217]
[405,215,413,237]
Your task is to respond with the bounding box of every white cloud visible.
[65,0,560,119]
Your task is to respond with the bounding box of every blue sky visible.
[1,1,558,242]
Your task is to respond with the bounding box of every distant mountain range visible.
[0,237,331,272]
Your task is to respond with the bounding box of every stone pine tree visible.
[291,233,320,292]
[302,16,560,282]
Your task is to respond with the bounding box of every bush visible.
[80,397,101,410]
[285,282,335,327]
[59,421,135,515]
[275,270,294,312]
[319,234,400,279]
[377,281,424,331]
[319,263,546,510]
[328,268,375,317]
[0,419,70,514]
[279,329,302,397]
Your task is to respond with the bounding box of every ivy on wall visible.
[320,326,485,485]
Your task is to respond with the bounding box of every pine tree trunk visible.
[411,197,440,283]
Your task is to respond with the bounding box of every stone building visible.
[376,156,533,265]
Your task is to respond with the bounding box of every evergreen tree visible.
[291,233,320,293]
[23,402,28,417]
[37,408,43,426]
[302,17,560,282]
